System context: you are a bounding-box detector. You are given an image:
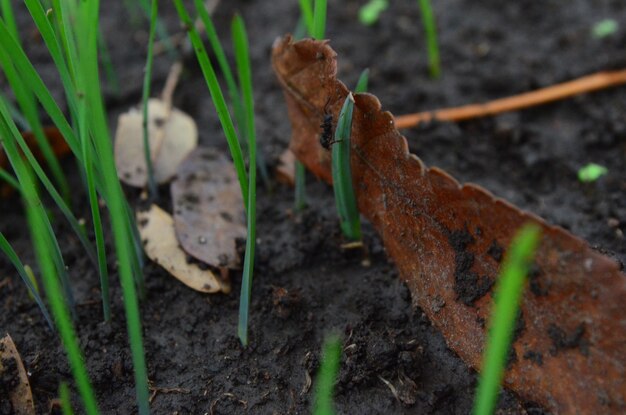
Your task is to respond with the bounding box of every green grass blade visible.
[312,0,327,40]
[0,0,18,39]
[0,167,20,191]
[0,232,54,329]
[298,0,314,36]
[174,0,248,208]
[417,0,441,79]
[0,93,30,130]
[294,161,307,211]
[332,94,361,241]
[142,0,159,200]
[0,114,99,415]
[0,16,70,201]
[232,14,257,346]
[354,68,369,93]
[473,224,541,415]
[59,382,75,415]
[74,1,150,412]
[97,28,120,95]
[313,334,342,415]
[136,0,177,60]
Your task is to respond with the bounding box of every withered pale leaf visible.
[272,35,626,414]
[114,99,197,187]
[171,147,246,268]
[275,148,296,186]
[0,334,35,415]
[137,204,230,293]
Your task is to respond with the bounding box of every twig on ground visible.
[394,68,626,128]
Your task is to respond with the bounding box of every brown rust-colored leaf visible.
[0,334,35,415]
[171,147,246,269]
[272,35,626,414]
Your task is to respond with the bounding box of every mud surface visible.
[1,0,624,413]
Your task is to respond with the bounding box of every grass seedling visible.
[0,106,99,415]
[473,224,541,415]
[592,19,618,39]
[358,0,388,26]
[59,382,75,415]
[142,0,159,200]
[192,0,271,189]
[298,0,314,35]
[313,334,342,415]
[0,232,53,329]
[312,0,328,40]
[332,94,361,241]
[577,163,608,183]
[232,14,258,347]
[355,68,370,93]
[173,1,258,346]
[417,0,441,79]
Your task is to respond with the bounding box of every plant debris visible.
[0,334,35,415]
[272,35,626,414]
[114,98,197,187]
[171,147,246,269]
[137,204,230,294]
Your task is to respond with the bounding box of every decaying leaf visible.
[114,98,197,187]
[137,204,230,294]
[171,147,246,268]
[272,36,626,414]
[0,334,35,415]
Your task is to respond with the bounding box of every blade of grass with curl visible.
[0,109,99,415]
[232,14,257,346]
[332,94,361,241]
[313,334,342,415]
[473,224,541,415]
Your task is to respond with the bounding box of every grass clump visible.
[0,0,150,412]
[473,224,541,415]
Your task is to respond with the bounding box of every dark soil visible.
[1,0,625,414]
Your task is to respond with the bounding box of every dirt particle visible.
[487,239,504,262]
[528,263,549,296]
[523,350,543,366]
[548,323,588,356]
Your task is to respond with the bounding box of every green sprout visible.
[473,224,541,415]
[59,382,76,415]
[592,19,618,39]
[355,68,370,93]
[358,0,388,26]
[577,163,608,183]
[313,334,342,415]
[173,1,257,347]
[417,0,441,79]
[332,94,361,241]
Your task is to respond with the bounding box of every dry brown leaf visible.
[272,35,626,414]
[171,148,246,268]
[0,334,35,415]
[137,204,230,293]
[114,99,197,187]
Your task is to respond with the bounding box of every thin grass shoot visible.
[417,0,441,79]
[142,0,159,200]
[313,334,342,415]
[355,68,370,93]
[472,224,541,415]
[358,0,388,26]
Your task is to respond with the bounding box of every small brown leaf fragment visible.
[137,204,230,293]
[114,99,197,187]
[272,35,626,414]
[0,334,35,415]
[171,147,247,269]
